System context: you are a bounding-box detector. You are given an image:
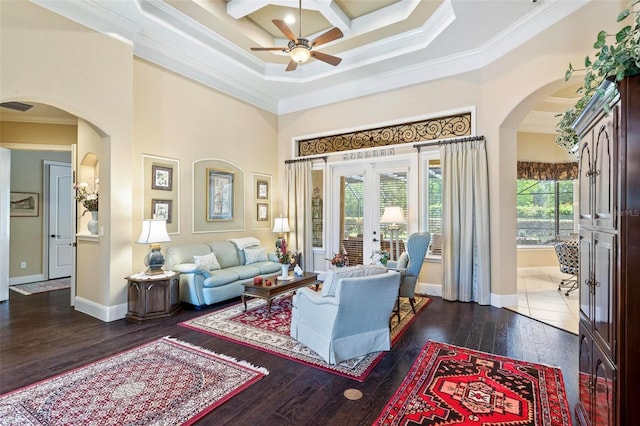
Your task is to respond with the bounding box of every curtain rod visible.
[285,156,327,164]
[413,135,485,152]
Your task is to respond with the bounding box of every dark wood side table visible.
[126,271,181,323]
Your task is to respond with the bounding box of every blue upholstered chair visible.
[290,265,401,365]
[387,232,431,319]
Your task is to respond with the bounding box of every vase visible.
[87,211,98,235]
[281,264,289,278]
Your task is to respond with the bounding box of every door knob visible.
[50,234,60,238]
[373,238,379,242]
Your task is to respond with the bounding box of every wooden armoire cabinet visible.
[573,74,640,426]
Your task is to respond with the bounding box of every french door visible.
[329,157,416,266]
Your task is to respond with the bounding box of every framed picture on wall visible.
[257,180,268,199]
[151,165,173,191]
[10,192,39,217]
[257,203,269,221]
[152,199,172,223]
[207,169,234,221]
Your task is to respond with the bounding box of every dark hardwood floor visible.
[0,288,578,425]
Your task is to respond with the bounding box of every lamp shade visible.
[272,217,291,234]
[136,219,171,244]
[380,206,406,225]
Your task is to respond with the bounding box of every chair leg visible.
[396,296,401,322]
[408,297,416,314]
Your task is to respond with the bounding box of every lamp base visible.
[144,244,166,275]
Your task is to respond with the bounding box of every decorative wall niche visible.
[193,159,244,233]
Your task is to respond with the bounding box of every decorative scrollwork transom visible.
[297,112,471,157]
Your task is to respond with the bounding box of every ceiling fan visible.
[250,0,344,72]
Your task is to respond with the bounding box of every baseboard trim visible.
[74,296,127,323]
[417,282,442,297]
[490,292,518,308]
[9,274,45,285]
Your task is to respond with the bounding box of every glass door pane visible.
[340,173,365,266]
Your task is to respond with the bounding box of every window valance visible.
[517,161,578,181]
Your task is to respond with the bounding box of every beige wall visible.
[278,0,622,302]
[1,0,133,318]
[0,0,625,316]
[131,59,279,270]
[0,121,76,146]
[517,132,576,162]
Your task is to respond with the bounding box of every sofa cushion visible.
[320,265,380,297]
[165,243,211,271]
[194,252,221,272]
[202,269,240,288]
[244,247,268,264]
[252,261,282,275]
[226,265,261,280]
[208,241,242,268]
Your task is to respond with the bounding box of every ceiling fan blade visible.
[310,51,342,66]
[311,27,343,48]
[251,47,286,51]
[273,19,298,43]
[285,59,299,72]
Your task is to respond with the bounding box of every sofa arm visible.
[176,269,208,306]
[294,287,339,306]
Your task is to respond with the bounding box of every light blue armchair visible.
[290,265,401,365]
[387,232,431,318]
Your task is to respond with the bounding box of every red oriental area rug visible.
[180,294,429,382]
[374,341,571,426]
[0,337,268,425]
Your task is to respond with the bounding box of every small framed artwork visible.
[207,168,234,221]
[257,180,269,199]
[257,203,269,221]
[10,192,39,217]
[151,165,173,191]
[152,199,172,223]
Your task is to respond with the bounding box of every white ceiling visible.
[4,0,587,132]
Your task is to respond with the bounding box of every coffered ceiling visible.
[10,0,588,132]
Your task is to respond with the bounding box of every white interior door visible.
[329,158,413,266]
[48,163,73,279]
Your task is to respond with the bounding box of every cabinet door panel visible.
[593,232,616,357]
[593,109,617,230]
[578,229,593,326]
[578,331,593,423]
[593,343,616,426]
[579,137,593,226]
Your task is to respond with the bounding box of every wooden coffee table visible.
[241,271,319,316]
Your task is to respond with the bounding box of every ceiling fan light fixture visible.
[290,45,310,63]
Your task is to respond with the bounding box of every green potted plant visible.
[556,1,640,150]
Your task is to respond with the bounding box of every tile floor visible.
[508,266,579,335]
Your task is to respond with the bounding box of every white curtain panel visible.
[285,160,313,270]
[440,138,491,304]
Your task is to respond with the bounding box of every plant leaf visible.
[594,30,607,48]
[617,9,630,22]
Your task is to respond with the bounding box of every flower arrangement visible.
[276,239,297,266]
[370,249,390,266]
[328,251,348,268]
[73,179,99,214]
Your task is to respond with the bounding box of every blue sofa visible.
[164,240,281,308]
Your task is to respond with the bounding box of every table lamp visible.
[136,219,171,275]
[272,216,291,249]
[380,206,406,261]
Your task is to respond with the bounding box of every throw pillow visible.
[321,265,365,297]
[244,247,268,265]
[397,252,410,269]
[194,252,221,272]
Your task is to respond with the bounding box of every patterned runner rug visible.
[373,341,572,426]
[180,294,430,382]
[9,278,70,295]
[0,337,268,425]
